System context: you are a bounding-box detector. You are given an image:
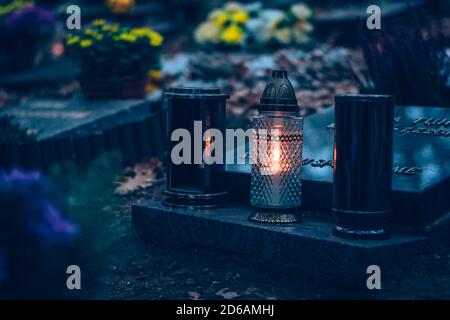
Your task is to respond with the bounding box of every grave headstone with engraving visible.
[132,104,450,280]
[224,105,450,229]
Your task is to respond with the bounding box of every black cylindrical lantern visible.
[163,87,229,208]
[333,94,394,239]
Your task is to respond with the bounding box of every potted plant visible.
[3,3,56,71]
[66,20,163,100]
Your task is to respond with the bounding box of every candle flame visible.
[204,135,213,159]
[271,141,281,174]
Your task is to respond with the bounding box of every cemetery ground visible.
[60,155,450,300]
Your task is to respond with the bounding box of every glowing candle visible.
[250,70,303,224]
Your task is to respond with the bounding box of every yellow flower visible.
[221,24,243,45]
[102,23,119,33]
[146,83,159,93]
[209,10,228,27]
[118,33,137,42]
[148,69,162,80]
[67,36,80,46]
[131,28,149,37]
[231,11,248,24]
[148,30,163,46]
[80,39,93,48]
[84,28,95,36]
[92,19,106,26]
[0,0,31,16]
[130,27,163,45]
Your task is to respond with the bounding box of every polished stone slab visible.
[132,201,428,281]
[0,58,79,89]
[0,92,166,169]
[0,92,161,141]
[223,105,450,229]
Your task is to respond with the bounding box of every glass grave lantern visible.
[250,70,304,223]
[163,87,229,208]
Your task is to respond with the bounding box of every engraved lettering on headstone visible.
[413,117,450,127]
[435,118,448,126]
[303,159,422,175]
[399,126,450,137]
[393,166,422,176]
[424,118,435,126]
[413,117,426,125]
[311,159,334,168]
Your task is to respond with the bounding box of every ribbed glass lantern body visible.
[250,114,303,209]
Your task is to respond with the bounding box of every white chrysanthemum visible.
[274,28,291,44]
[208,9,223,21]
[224,2,244,13]
[194,22,220,44]
[291,4,312,20]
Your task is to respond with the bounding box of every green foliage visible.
[49,152,140,297]
[0,115,35,145]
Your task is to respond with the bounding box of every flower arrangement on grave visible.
[106,0,135,14]
[262,4,313,47]
[0,169,78,298]
[66,20,163,99]
[194,2,314,51]
[194,2,249,49]
[1,2,56,70]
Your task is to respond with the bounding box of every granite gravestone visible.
[0,92,165,169]
[0,93,161,141]
[224,105,450,229]
[132,105,449,279]
[0,58,78,90]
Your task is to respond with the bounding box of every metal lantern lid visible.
[164,87,229,100]
[259,70,299,113]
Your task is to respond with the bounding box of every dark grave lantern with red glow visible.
[162,87,229,208]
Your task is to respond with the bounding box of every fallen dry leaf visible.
[216,288,240,299]
[115,158,163,196]
[188,291,201,300]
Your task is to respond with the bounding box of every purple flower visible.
[0,168,78,290]
[5,5,56,37]
[0,168,45,189]
[27,201,78,244]
[0,168,78,246]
